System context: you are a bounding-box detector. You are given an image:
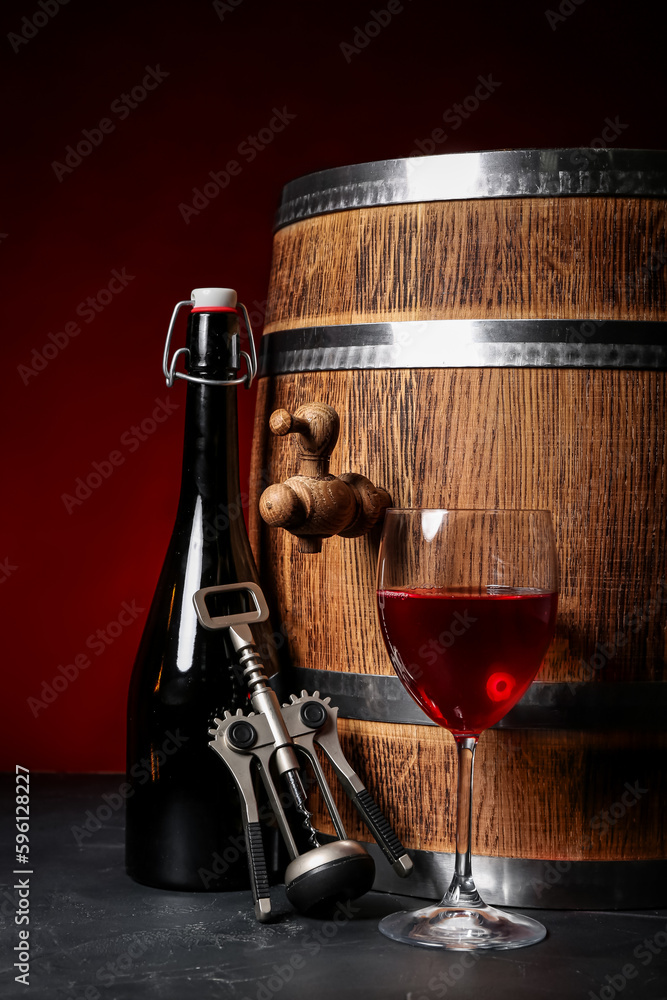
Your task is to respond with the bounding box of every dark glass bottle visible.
[126,293,266,891]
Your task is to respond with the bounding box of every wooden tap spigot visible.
[259,402,391,553]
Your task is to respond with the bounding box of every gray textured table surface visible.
[1,774,666,1000]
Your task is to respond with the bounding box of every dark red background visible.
[2,0,664,772]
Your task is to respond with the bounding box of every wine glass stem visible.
[441,734,483,907]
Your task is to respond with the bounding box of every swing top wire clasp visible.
[162,298,258,389]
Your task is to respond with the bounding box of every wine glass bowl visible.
[376,509,558,950]
[377,585,557,735]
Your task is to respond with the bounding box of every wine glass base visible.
[379,901,547,951]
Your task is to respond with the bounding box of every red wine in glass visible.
[376,509,558,951]
[377,587,558,735]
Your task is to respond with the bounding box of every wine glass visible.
[376,508,558,950]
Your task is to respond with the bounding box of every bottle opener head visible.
[193,582,269,631]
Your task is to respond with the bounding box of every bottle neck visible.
[177,311,243,515]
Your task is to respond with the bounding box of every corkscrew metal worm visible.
[193,581,413,922]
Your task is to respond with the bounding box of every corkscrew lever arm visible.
[206,717,272,923]
[280,697,413,878]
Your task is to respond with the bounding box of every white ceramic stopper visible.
[191,287,237,309]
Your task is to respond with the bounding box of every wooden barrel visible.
[250,149,667,908]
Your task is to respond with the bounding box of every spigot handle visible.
[269,403,339,475]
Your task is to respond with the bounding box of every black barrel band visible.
[258,321,667,375]
[271,668,667,731]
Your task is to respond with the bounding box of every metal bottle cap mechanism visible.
[193,581,413,922]
[162,289,258,389]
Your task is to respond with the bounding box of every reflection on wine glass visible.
[376,509,558,950]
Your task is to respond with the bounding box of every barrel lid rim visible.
[274,147,667,230]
